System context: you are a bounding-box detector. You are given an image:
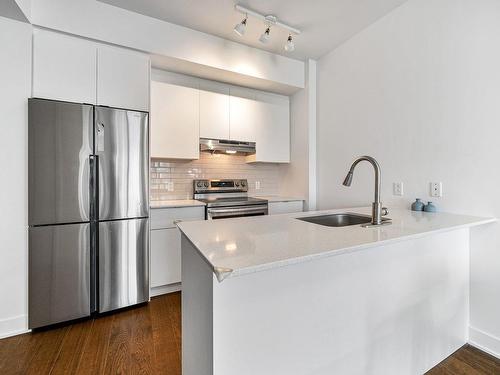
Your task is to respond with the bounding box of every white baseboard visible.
[151,283,181,297]
[469,326,500,359]
[0,314,29,340]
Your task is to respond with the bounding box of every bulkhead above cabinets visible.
[150,69,290,163]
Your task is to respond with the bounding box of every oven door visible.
[207,204,268,220]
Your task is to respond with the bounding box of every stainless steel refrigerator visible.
[28,98,149,329]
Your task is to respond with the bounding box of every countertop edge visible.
[150,200,206,209]
[179,215,496,282]
[256,196,305,202]
[223,217,496,280]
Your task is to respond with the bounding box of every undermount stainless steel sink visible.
[297,213,391,227]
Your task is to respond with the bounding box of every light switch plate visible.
[255,181,261,190]
[393,182,404,196]
[430,182,442,197]
[166,181,174,192]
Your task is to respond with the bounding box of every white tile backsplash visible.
[151,153,286,200]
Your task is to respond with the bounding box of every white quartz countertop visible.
[177,207,495,281]
[255,195,305,202]
[150,199,206,209]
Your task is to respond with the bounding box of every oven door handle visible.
[207,204,268,217]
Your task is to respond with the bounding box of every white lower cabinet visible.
[268,200,304,215]
[151,228,181,288]
[150,206,205,296]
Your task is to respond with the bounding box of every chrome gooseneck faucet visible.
[342,156,389,226]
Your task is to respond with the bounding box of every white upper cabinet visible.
[97,46,150,111]
[33,29,97,104]
[247,92,290,163]
[151,81,200,159]
[199,80,230,140]
[229,86,258,143]
[33,29,150,111]
[149,71,289,163]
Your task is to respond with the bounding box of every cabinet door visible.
[97,45,150,111]
[33,29,96,104]
[200,80,230,140]
[229,86,257,142]
[151,81,200,159]
[151,228,181,287]
[250,92,290,163]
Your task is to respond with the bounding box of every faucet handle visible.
[381,207,389,216]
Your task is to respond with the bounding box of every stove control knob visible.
[196,181,203,188]
[204,181,209,188]
[241,180,246,187]
[235,181,240,187]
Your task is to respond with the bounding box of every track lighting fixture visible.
[233,4,301,52]
[259,27,270,44]
[233,16,247,36]
[284,34,294,52]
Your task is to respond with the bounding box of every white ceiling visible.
[0,0,29,22]
[99,0,408,61]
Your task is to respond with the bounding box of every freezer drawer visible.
[95,107,149,221]
[98,218,149,312]
[29,223,91,329]
[28,99,93,226]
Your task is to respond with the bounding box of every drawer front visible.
[151,228,181,287]
[150,206,205,229]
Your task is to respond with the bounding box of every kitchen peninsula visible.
[178,207,495,375]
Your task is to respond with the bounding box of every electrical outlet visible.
[393,182,404,196]
[430,182,442,197]
[167,181,174,192]
[255,181,261,190]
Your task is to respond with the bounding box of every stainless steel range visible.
[194,179,268,220]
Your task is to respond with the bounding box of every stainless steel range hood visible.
[200,138,256,155]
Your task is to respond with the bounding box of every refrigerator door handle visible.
[89,155,98,221]
[89,154,98,313]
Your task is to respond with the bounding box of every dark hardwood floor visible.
[426,345,500,375]
[0,292,499,374]
[0,293,181,375]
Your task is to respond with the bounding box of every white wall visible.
[317,0,500,357]
[0,16,31,338]
[282,59,317,210]
[30,0,304,91]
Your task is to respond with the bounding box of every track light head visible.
[284,34,295,52]
[259,27,271,44]
[234,17,247,36]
